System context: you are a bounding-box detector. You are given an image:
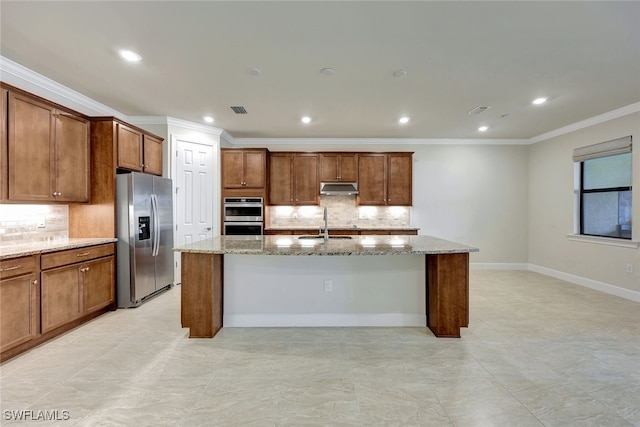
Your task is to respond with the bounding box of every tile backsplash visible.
[0,205,69,245]
[268,196,410,229]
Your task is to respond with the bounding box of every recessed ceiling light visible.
[203,116,214,123]
[247,68,262,76]
[119,49,142,62]
[320,68,335,76]
[398,116,410,124]
[478,126,489,132]
[301,116,312,124]
[393,70,407,78]
[532,97,547,105]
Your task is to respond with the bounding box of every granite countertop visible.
[265,226,420,231]
[174,235,478,256]
[0,238,118,260]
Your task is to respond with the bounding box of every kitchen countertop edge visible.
[174,235,478,256]
[0,238,118,260]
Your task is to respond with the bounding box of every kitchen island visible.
[174,235,478,338]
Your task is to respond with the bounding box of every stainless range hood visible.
[320,182,359,195]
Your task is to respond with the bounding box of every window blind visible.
[573,135,632,162]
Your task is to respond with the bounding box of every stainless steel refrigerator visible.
[116,172,174,308]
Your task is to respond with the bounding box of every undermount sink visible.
[297,235,353,240]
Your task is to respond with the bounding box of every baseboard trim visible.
[471,263,529,270]
[223,313,426,328]
[528,264,640,303]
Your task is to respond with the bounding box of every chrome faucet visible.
[323,207,329,241]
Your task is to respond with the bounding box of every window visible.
[574,136,632,239]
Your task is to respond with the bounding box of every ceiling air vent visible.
[467,106,490,115]
[231,106,248,114]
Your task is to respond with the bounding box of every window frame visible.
[578,158,632,240]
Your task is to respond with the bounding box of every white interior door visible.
[173,137,215,284]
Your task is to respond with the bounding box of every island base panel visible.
[426,253,469,338]
[181,253,223,338]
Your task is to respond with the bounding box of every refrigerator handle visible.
[151,193,160,256]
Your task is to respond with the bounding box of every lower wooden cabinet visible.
[1,244,116,362]
[0,255,39,353]
[41,265,83,334]
[40,243,115,334]
[84,255,115,314]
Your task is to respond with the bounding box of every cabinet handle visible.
[0,265,21,272]
[32,279,38,285]
[76,252,91,257]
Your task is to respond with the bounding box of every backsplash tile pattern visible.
[268,196,410,229]
[0,205,69,245]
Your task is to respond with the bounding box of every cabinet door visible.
[143,134,163,176]
[8,92,55,201]
[55,112,90,202]
[320,153,358,182]
[319,153,339,182]
[221,150,245,188]
[357,154,386,205]
[41,265,83,334]
[0,88,7,200]
[293,154,318,205]
[269,154,293,204]
[0,274,39,353]
[243,151,266,188]
[387,154,412,206]
[117,123,143,172]
[83,256,115,314]
[338,154,358,182]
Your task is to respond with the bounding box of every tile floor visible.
[1,270,639,426]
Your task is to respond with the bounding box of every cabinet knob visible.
[32,279,38,285]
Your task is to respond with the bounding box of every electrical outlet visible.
[323,280,333,292]
[626,264,633,273]
[36,215,46,228]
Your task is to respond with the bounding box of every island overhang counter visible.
[174,235,478,338]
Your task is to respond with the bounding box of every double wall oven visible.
[223,197,264,235]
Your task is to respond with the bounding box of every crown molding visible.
[529,102,640,144]
[0,55,125,118]
[127,116,232,139]
[230,137,530,146]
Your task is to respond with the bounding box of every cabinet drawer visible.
[41,243,115,270]
[0,255,38,280]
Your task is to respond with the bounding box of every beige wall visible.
[528,112,640,293]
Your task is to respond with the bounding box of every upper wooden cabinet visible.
[116,123,163,175]
[358,153,412,206]
[269,153,319,205]
[143,134,163,175]
[221,148,267,189]
[6,91,90,203]
[319,153,358,182]
[0,88,7,200]
[116,123,143,172]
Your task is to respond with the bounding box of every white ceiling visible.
[1,1,639,140]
